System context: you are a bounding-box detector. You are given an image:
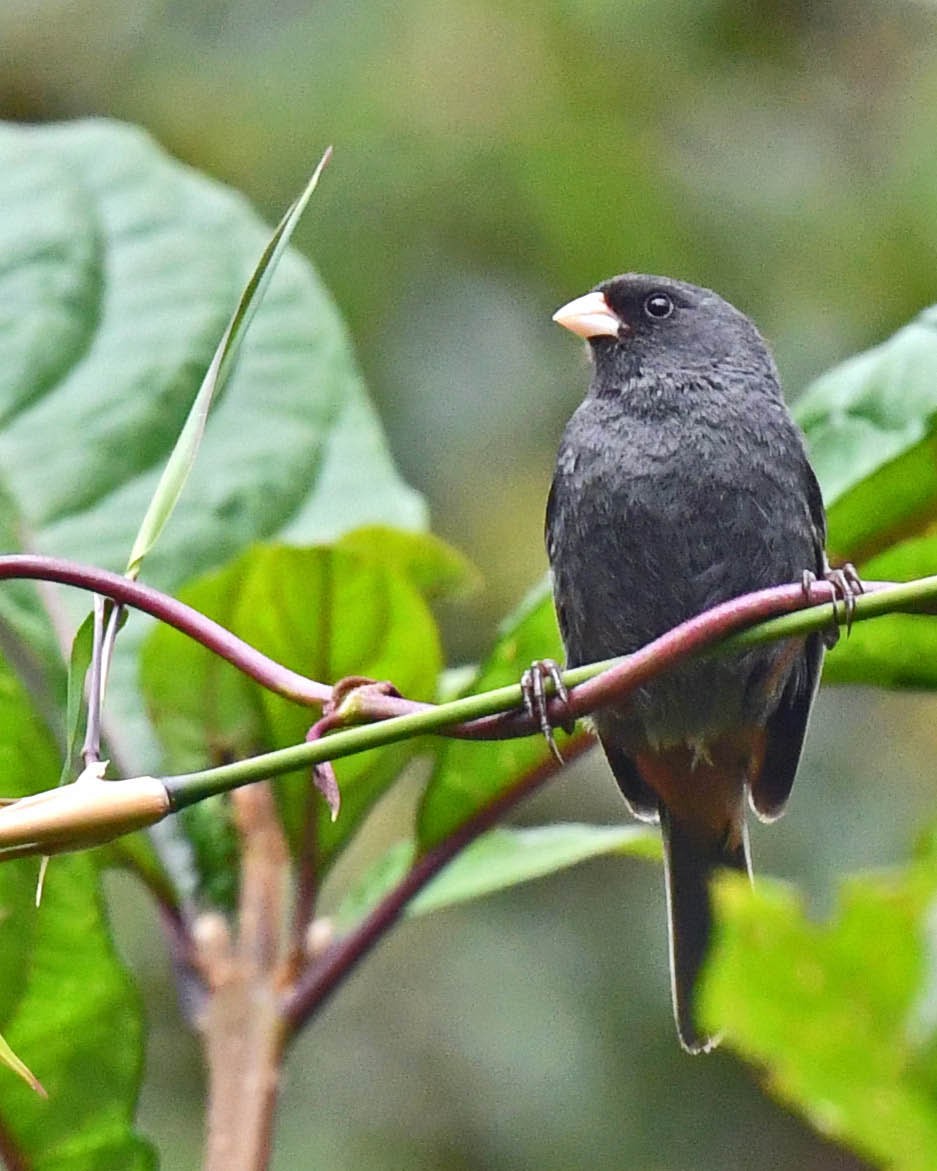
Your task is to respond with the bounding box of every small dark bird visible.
[547,274,831,1053]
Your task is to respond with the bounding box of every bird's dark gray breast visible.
[547,387,821,749]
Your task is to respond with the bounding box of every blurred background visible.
[5,0,937,1166]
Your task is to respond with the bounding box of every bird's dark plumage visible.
[547,273,826,1052]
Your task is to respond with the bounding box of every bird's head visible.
[553,274,777,391]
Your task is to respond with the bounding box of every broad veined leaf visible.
[701,841,937,1171]
[767,302,937,690]
[796,304,937,564]
[0,118,424,774]
[140,538,446,904]
[823,535,937,689]
[335,526,480,601]
[0,658,154,1168]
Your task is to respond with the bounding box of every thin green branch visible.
[165,575,937,810]
[278,571,937,1034]
[2,570,937,859]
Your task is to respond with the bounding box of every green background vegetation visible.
[4,2,937,1167]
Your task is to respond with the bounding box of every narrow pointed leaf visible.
[0,1031,43,1097]
[59,614,94,785]
[126,148,333,578]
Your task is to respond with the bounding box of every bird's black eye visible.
[644,293,674,320]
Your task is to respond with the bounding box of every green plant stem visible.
[277,572,937,1033]
[166,574,937,809]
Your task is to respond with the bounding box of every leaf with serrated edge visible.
[702,850,937,1171]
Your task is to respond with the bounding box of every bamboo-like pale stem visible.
[201,784,291,1171]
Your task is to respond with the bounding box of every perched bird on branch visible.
[546,274,847,1052]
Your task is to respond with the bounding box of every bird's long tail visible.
[660,805,751,1054]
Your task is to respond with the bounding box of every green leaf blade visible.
[337,823,659,930]
[796,305,937,563]
[125,147,333,578]
[0,657,153,1168]
[141,537,448,900]
[0,118,424,774]
[702,853,937,1171]
[823,535,937,689]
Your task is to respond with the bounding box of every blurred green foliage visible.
[4,3,937,1169]
[7,0,937,647]
[704,851,937,1171]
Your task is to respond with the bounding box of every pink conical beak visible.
[552,290,621,340]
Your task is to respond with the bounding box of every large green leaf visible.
[417,579,573,851]
[0,118,423,773]
[0,659,153,1168]
[823,535,937,689]
[791,305,937,690]
[701,842,937,1171]
[796,304,937,564]
[140,536,446,905]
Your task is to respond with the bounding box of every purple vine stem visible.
[0,554,331,705]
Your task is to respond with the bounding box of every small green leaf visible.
[702,848,937,1171]
[337,823,659,929]
[141,538,444,901]
[796,305,937,563]
[417,578,570,851]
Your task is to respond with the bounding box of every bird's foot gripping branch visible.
[0,550,920,862]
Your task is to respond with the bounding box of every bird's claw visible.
[520,659,575,765]
[803,562,864,646]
